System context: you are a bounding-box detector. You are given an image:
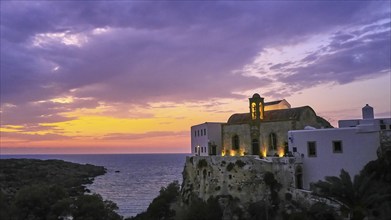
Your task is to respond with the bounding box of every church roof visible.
[264,100,284,106]
[227,106,315,124]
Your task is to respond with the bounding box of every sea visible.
[0,154,189,218]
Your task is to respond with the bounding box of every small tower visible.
[249,93,265,121]
[362,104,374,119]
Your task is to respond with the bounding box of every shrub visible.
[130,181,180,220]
[72,194,122,220]
[197,159,208,169]
[235,160,246,168]
[226,162,235,171]
[184,196,222,220]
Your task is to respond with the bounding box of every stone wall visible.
[181,156,301,206]
[221,124,251,155]
[221,107,326,157]
[259,121,295,156]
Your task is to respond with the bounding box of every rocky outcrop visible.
[181,156,303,219]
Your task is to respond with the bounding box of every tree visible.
[129,181,180,220]
[184,196,222,220]
[72,194,122,220]
[11,184,68,220]
[264,172,281,211]
[312,168,390,220]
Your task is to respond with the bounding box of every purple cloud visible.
[1,0,389,127]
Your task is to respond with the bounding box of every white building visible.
[191,122,222,156]
[288,104,391,190]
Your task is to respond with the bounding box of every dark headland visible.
[0,158,122,220]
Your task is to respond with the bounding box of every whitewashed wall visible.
[288,125,380,189]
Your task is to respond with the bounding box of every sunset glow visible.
[1,1,390,154]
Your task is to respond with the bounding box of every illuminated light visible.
[251,102,256,119]
[261,147,267,157]
[239,149,245,156]
[259,103,264,119]
[278,148,285,157]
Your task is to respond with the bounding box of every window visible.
[194,147,197,153]
[333,141,343,153]
[251,102,257,119]
[259,102,264,119]
[204,129,206,135]
[194,131,197,137]
[232,135,240,150]
[380,124,386,130]
[197,130,199,136]
[293,147,297,153]
[269,133,277,150]
[307,141,317,157]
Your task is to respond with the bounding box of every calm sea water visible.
[0,154,188,218]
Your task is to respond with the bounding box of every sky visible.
[1,0,390,154]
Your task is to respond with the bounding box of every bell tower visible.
[249,93,264,156]
[249,93,265,121]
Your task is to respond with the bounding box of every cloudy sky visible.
[1,1,390,154]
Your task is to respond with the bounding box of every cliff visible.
[181,156,306,219]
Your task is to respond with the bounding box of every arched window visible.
[251,102,257,119]
[232,135,239,150]
[269,133,277,150]
[259,102,264,119]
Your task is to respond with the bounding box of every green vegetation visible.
[226,162,235,171]
[235,159,246,168]
[129,181,223,220]
[197,159,208,169]
[280,202,340,220]
[128,181,180,220]
[0,159,122,220]
[312,156,391,220]
[264,172,282,209]
[182,196,222,220]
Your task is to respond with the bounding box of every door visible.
[252,139,260,155]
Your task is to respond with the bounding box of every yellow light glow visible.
[278,148,285,157]
[239,148,245,156]
[261,147,267,157]
[251,102,256,119]
[221,150,226,156]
